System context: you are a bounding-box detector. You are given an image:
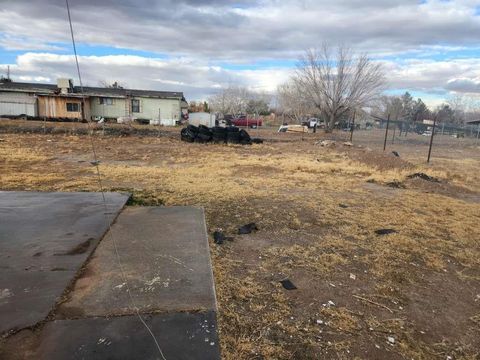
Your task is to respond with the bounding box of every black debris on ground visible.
[213,231,225,245]
[180,125,262,145]
[211,126,227,143]
[238,223,258,235]
[407,172,440,182]
[280,279,297,290]
[392,151,400,157]
[213,231,233,245]
[339,204,349,208]
[238,129,252,145]
[196,125,212,143]
[386,181,406,189]
[180,127,195,143]
[375,228,397,236]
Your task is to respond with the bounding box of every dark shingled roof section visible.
[0,81,184,99]
[82,86,184,99]
[0,81,58,93]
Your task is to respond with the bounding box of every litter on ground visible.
[280,279,297,290]
[238,223,258,235]
[374,228,397,235]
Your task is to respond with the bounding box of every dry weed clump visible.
[264,241,350,275]
[319,307,361,333]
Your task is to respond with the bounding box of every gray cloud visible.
[446,78,480,93]
[0,0,479,59]
[1,0,480,103]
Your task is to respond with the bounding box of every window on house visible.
[99,97,114,105]
[66,102,80,112]
[131,99,140,113]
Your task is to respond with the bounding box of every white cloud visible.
[3,52,480,105]
[0,53,290,100]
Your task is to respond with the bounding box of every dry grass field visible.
[1,120,480,359]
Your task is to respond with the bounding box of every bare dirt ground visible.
[1,120,480,359]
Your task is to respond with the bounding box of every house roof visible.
[0,81,57,93]
[82,85,184,99]
[466,119,480,125]
[0,81,185,100]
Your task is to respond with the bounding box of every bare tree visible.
[99,80,125,89]
[208,86,250,115]
[277,80,313,123]
[446,94,467,124]
[464,96,480,122]
[246,92,272,116]
[434,103,455,123]
[374,95,403,120]
[209,86,272,116]
[294,45,386,131]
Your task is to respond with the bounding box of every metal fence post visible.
[383,114,390,151]
[427,116,437,163]
[392,122,396,144]
[158,108,161,137]
[349,110,356,142]
[256,112,259,137]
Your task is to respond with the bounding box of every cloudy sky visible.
[1,0,480,106]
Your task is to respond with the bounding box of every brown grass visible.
[1,127,479,359]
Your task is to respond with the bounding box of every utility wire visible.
[65,1,167,358]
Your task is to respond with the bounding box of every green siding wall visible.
[90,96,181,125]
[90,97,126,119]
[131,97,181,124]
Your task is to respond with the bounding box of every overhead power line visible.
[64,1,167,358]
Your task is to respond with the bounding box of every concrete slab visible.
[61,206,217,316]
[0,191,129,334]
[36,311,220,360]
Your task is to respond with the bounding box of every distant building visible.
[0,78,188,125]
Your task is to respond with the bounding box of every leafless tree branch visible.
[293,44,386,131]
